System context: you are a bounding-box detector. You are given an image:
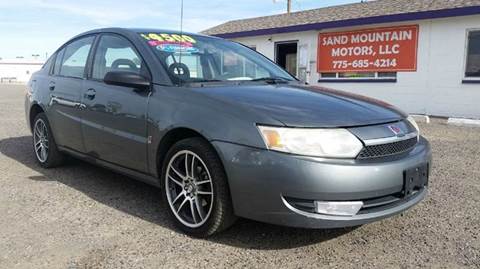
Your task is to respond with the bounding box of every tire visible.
[161,137,236,237]
[32,113,65,168]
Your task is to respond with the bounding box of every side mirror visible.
[104,71,150,90]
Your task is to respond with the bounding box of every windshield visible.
[139,32,296,85]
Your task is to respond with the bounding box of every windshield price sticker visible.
[141,33,199,54]
[141,33,196,44]
[317,25,419,72]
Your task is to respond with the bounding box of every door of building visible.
[275,41,298,76]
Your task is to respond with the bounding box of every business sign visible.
[317,25,419,72]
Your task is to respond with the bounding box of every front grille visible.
[358,137,418,159]
[357,189,423,214]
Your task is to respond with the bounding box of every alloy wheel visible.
[33,119,49,163]
[165,150,214,228]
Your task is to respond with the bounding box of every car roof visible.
[74,27,209,39]
[52,27,222,62]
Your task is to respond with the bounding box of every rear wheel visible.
[162,138,236,237]
[32,113,64,168]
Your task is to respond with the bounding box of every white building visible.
[0,58,44,83]
[203,0,480,119]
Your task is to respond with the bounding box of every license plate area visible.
[403,163,429,197]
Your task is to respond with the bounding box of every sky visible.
[0,0,358,60]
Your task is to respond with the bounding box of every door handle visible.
[48,81,55,91]
[84,88,96,100]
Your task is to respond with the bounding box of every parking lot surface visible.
[0,84,479,268]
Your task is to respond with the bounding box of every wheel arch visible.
[156,127,211,177]
[154,127,234,197]
[29,103,45,132]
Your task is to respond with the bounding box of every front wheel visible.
[162,138,236,237]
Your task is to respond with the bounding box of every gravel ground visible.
[0,84,479,268]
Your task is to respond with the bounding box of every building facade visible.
[0,59,44,83]
[204,0,480,119]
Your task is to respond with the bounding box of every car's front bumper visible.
[212,137,431,228]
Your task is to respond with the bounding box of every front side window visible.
[139,32,294,85]
[59,36,94,78]
[92,35,145,80]
[465,30,480,79]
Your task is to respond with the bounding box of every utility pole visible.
[273,0,292,14]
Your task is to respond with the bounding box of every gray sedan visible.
[25,28,431,237]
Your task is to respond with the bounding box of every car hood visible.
[193,83,406,127]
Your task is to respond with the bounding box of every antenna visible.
[179,0,184,70]
[180,0,184,36]
[173,0,184,86]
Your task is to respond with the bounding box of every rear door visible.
[81,33,151,172]
[48,36,95,152]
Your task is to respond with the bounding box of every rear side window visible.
[59,36,94,78]
[92,35,144,80]
[42,55,54,71]
[52,49,65,75]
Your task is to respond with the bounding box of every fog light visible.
[314,201,364,216]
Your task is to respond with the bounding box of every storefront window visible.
[465,30,480,78]
[378,72,397,78]
[320,72,397,80]
[338,72,375,78]
[320,72,336,78]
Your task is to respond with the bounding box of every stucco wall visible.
[232,15,480,119]
[0,62,43,83]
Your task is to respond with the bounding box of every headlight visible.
[406,116,420,134]
[257,126,363,158]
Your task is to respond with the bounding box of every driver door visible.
[81,34,151,172]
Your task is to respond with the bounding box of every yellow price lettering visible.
[148,33,164,42]
[160,34,176,42]
[143,33,197,44]
[182,35,196,43]
[140,34,151,40]
[171,34,185,42]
